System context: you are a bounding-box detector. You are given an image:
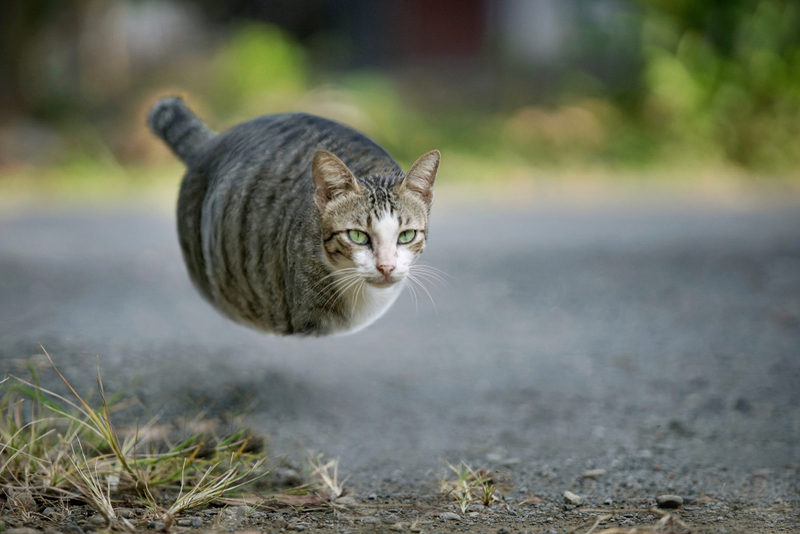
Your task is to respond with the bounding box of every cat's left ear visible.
[400,149,440,205]
[312,150,362,211]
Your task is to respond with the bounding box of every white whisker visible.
[321,273,362,311]
[410,270,448,289]
[413,263,451,277]
[311,267,359,291]
[406,273,437,312]
[410,264,450,287]
[403,278,419,313]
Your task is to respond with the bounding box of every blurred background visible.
[2,0,800,206]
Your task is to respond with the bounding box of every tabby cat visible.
[147,96,439,336]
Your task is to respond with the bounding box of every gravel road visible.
[0,200,798,532]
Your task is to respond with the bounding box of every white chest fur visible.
[339,281,403,334]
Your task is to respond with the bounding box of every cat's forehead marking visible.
[371,210,399,242]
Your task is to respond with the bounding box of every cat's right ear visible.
[312,150,362,211]
[401,149,440,205]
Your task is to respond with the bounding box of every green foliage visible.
[210,23,308,116]
[439,461,497,513]
[638,0,800,169]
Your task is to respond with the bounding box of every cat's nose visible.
[377,264,395,277]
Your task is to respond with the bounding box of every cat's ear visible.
[312,150,361,211]
[400,149,440,204]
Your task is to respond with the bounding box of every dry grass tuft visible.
[309,454,349,501]
[0,348,271,530]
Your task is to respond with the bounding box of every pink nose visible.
[377,264,395,277]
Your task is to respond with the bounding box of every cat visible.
[147,96,440,336]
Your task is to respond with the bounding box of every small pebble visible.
[115,508,135,519]
[440,512,462,521]
[190,517,204,527]
[564,491,582,505]
[61,525,83,534]
[176,519,191,527]
[497,528,511,534]
[582,469,607,479]
[657,494,684,509]
[486,452,503,462]
[6,529,40,534]
[43,507,58,518]
[9,490,36,511]
[88,516,106,526]
[361,517,380,524]
[146,521,165,530]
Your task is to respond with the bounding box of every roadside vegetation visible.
[0,349,273,530]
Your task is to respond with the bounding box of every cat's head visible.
[312,149,439,288]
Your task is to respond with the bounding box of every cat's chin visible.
[367,277,400,289]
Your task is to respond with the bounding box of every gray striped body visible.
[148,97,426,336]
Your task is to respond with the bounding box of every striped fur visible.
[148,96,438,336]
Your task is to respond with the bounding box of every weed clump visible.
[0,349,270,530]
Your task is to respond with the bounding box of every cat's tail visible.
[147,96,215,164]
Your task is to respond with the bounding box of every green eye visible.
[398,230,416,244]
[348,230,369,244]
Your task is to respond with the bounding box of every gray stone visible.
[114,508,135,519]
[61,524,82,534]
[440,512,461,521]
[88,516,106,526]
[657,495,684,508]
[190,517,204,527]
[6,528,40,534]
[582,469,607,479]
[361,517,380,524]
[176,519,191,526]
[563,491,582,505]
[8,490,36,511]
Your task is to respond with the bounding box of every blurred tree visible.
[0,0,78,119]
[638,0,800,168]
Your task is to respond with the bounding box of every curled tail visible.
[147,96,215,164]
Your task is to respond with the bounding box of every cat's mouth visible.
[367,276,400,288]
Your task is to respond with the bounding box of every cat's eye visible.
[398,230,416,244]
[348,230,369,245]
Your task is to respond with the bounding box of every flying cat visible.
[147,96,439,336]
